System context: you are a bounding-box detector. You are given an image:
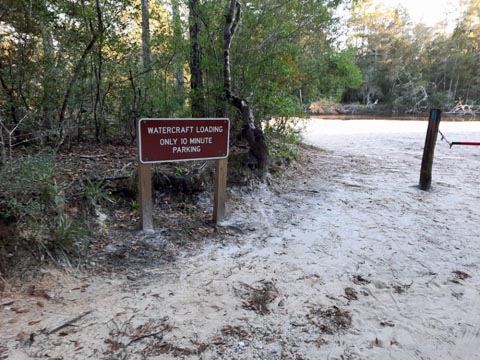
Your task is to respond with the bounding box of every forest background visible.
[0,0,479,270]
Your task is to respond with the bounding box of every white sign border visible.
[138,118,230,164]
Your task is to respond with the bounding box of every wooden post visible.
[138,163,154,232]
[419,109,442,191]
[213,158,228,224]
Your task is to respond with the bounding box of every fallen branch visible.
[119,162,133,174]
[293,189,320,194]
[48,310,93,335]
[446,99,480,116]
[126,331,163,347]
[0,111,35,163]
[89,174,133,183]
[79,154,108,159]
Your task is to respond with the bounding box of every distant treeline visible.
[344,0,480,115]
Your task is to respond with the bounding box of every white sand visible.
[300,119,480,359]
[2,119,479,359]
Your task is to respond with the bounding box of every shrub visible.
[0,153,88,262]
[84,179,114,209]
[265,117,303,166]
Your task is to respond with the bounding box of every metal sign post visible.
[137,118,230,231]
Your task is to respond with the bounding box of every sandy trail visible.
[299,119,480,359]
[1,119,480,359]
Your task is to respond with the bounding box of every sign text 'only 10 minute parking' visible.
[138,118,230,163]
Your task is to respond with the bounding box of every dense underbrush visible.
[0,123,303,279]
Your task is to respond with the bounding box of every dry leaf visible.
[12,307,29,314]
[452,270,470,280]
[27,286,52,299]
[344,287,358,301]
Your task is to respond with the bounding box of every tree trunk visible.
[94,0,105,142]
[224,0,268,170]
[188,0,204,118]
[172,0,185,92]
[40,24,56,133]
[0,63,18,125]
[0,125,6,166]
[141,0,151,71]
[127,68,139,144]
[58,36,96,147]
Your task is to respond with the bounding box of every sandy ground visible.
[1,119,480,359]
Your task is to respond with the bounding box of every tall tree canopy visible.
[346,0,480,113]
[0,0,361,167]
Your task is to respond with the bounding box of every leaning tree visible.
[223,0,269,170]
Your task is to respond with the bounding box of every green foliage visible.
[128,200,140,211]
[228,0,358,118]
[185,0,360,124]
[50,216,89,254]
[0,0,188,144]
[302,48,363,102]
[254,88,305,122]
[0,154,88,257]
[348,0,480,112]
[84,180,114,208]
[174,167,186,176]
[428,90,453,109]
[265,117,303,165]
[1,0,477,145]
[0,0,364,149]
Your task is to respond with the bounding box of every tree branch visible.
[231,1,242,37]
[48,310,93,335]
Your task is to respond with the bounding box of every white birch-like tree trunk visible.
[224,0,268,170]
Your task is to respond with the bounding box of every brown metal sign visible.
[138,118,230,164]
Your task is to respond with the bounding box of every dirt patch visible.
[307,306,353,335]
[104,316,173,359]
[235,280,280,315]
[344,287,358,301]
